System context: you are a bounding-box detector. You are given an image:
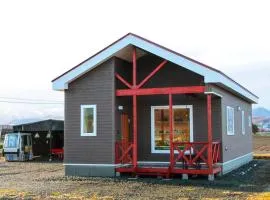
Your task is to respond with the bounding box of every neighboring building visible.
[253,117,270,132]
[52,33,258,180]
[13,119,64,157]
[0,125,13,140]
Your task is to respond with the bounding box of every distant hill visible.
[253,107,270,117]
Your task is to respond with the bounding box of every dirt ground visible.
[0,160,269,199]
[253,135,270,155]
[0,135,269,199]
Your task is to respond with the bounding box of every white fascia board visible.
[52,34,258,103]
[52,34,211,90]
[205,73,258,103]
[52,36,132,90]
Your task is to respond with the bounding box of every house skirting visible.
[64,164,116,177]
[220,153,253,175]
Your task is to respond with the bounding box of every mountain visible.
[253,107,270,117]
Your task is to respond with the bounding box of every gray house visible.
[52,33,258,180]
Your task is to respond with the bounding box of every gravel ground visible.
[0,160,269,199]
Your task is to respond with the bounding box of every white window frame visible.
[80,105,97,136]
[242,110,245,135]
[226,106,235,135]
[151,105,193,154]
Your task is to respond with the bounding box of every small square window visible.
[81,105,97,136]
[227,106,235,135]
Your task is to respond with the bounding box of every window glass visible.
[227,106,235,135]
[242,110,245,134]
[153,106,191,152]
[248,115,252,127]
[83,107,94,133]
[81,105,96,136]
[154,108,169,151]
[4,134,19,148]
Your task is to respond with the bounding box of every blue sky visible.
[0,0,269,124]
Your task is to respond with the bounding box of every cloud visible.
[0,0,269,124]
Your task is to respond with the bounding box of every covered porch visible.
[114,47,221,179]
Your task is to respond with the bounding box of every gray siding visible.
[64,58,115,164]
[207,84,253,162]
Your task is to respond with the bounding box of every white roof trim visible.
[52,34,258,103]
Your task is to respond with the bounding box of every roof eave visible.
[52,33,258,104]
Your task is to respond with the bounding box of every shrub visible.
[252,124,259,134]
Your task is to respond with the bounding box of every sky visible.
[0,0,269,124]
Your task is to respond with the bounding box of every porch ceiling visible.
[114,45,147,62]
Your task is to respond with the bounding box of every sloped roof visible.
[13,119,64,132]
[52,33,258,103]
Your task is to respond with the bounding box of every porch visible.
[115,140,221,178]
[114,46,222,179]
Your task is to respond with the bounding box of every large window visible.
[151,105,193,153]
[242,110,245,135]
[226,106,235,135]
[81,105,97,136]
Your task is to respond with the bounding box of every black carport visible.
[13,119,64,159]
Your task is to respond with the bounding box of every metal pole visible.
[49,130,52,162]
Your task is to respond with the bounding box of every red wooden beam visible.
[133,47,137,87]
[169,94,174,169]
[132,46,138,170]
[136,167,169,174]
[115,73,132,89]
[116,86,205,96]
[137,60,167,88]
[171,168,213,175]
[132,95,138,169]
[207,94,213,173]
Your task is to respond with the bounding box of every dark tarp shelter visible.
[13,119,64,157]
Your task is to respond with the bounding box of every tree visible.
[252,123,259,134]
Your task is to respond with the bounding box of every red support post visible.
[133,47,137,88]
[169,94,174,169]
[137,60,167,88]
[132,47,138,170]
[133,95,137,169]
[207,94,213,173]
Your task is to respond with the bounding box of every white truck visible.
[3,132,33,161]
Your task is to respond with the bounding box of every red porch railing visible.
[172,141,221,169]
[212,141,221,164]
[115,140,221,175]
[115,139,133,164]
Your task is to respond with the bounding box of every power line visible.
[0,100,63,105]
[0,96,63,103]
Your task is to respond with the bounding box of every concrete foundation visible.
[221,153,253,175]
[208,174,214,181]
[182,174,188,180]
[65,164,115,177]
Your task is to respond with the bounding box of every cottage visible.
[52,33,258,180]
